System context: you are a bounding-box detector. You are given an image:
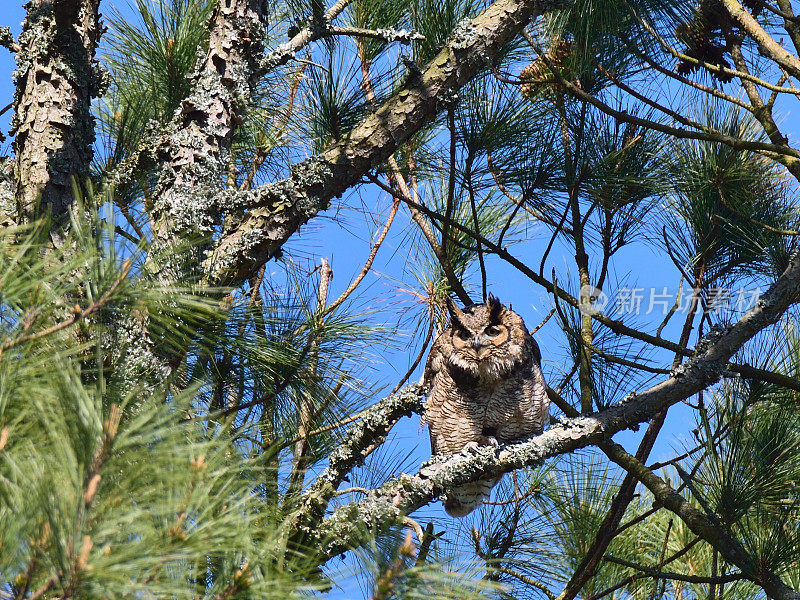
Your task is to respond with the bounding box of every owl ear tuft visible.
[445,295,468,328]
[486,293,503,324]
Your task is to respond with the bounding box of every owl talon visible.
[461,437,499,455]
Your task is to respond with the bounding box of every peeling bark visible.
[145,0,269,279]
[12,0,102,231]
[311,249,800,563]
[204,0,570,285]
[0,158,14,227]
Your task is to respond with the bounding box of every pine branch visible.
[588,538,702,600]
[203,0,571,286]
[309,249,800,563]
[370,530,416,600]
[603,440,800,599]
[602,555,745,584]
[260,0,355,70]
[145,0,270,269]
[0,259,131,355]
[329,26,424,44]
[630,6,800,98]
[104,0,272,390]
[721,0,800,79]
[527,33,800,177]
[366,172,800,396]
[492,567,557,600]
[324,198,400,316]
[291,384,424,543]
[366,172,695,358]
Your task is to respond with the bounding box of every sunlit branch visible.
[774,0,800,57]
[241,61,309,191]
[717,186,800,237]
[260,0,355,70]
[721,0,800,79]
[291,384,424,541]
[492,567,557,600]
[551,282,670,375]
[324,198,401,315]
[391,315,436,395]
[329,26,424,44]
[594,62,744,139]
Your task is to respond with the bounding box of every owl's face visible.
[444,295,529,381]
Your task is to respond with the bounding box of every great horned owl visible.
[422,294,549,517]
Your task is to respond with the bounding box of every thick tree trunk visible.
[12,0,101,235]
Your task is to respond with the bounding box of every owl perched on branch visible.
[422,294,549,517]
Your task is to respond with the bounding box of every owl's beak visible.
[471,337,483,351]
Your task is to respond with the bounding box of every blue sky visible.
[0,5,23,142]
[2,2,798,595]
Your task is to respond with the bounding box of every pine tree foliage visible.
[3,0,800,597]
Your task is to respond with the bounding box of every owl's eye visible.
[484,325,503,337]
[455,329,471,341]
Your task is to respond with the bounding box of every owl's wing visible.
[421,331,450,453]
[523,340,550,432]
[421,333,446,392]
[530,337,542,365]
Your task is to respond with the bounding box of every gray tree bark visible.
[12,0,102,236]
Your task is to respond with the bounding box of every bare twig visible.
[324,198,400,315]
[391,313,436,394]
[604,555,745,584]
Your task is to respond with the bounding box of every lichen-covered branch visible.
[290,384,424,541]
[204,0,570,285]
[259,0,354,71]
[12,0,103,231]
[146,0,268,278]
[311,250,800,563]
[329,26,425,44]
